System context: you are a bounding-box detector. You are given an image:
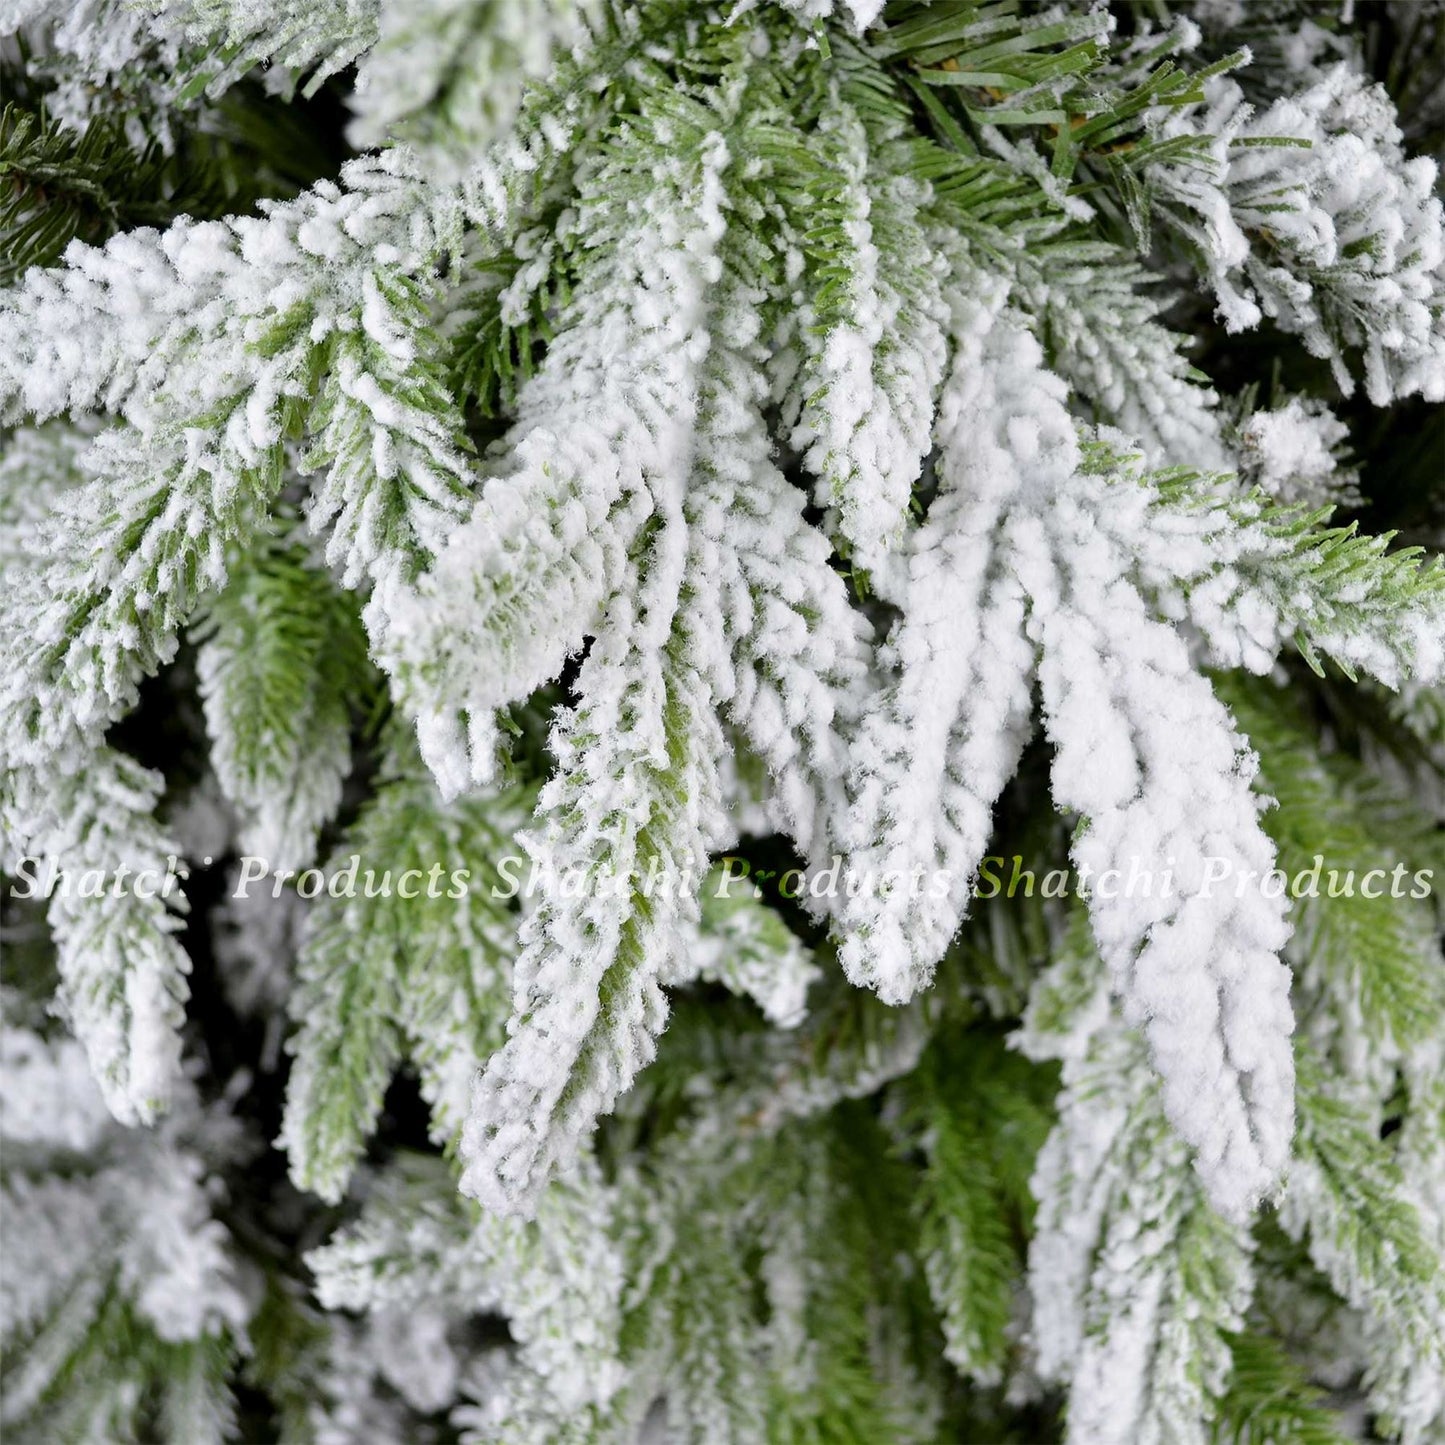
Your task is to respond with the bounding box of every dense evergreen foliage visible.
[1,2,1442,1441]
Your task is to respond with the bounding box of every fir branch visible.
[1030,1023,1257,1445]
[671,867,820,1029]
[0,104,173,283]
[193,525,371,874]
[1095,445,1445,686]
[781,78,950,590]
[1213,1331,1353,1445]
[151,0,382,99]
[2,753,193,1125]
[280,741,534,1202]
[300,266,477,593]
[0,422,285,770]
[1220,674,1445,1064]
[0,1028,249,1441]
[309,1150,626,1416]
[1281,1057,1445,1364]
[897,1031,1055,1386]
[458,535,731,1214]
[875,2,1113,130]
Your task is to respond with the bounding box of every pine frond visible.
[0,104,172,282]
[1280,1057,1445,1366]
[1213,1331,1353,1445]
[0,420,88,579]
[153,0,381,99]
[0,423,282,770]
[280,740,534,1202]
[783,78,950,590]
[194,524,370,873]
[0,6,1442,1433]
[874,2,1113,131]
[835,281,1048,1004]
[841,293,1296,1219]
[1099,447,1445,686]
[441,239,565,417]
[308,1150,625,1413]
[895,1030,1055,1386]
[669,866,820,1029]
[300,265,476,593]
[1015,904,1113,1065]
[1220,674,1445,1067]
[2,753,191,1124]
[6,0,195,146]
[347,0,599,166]
[0,1027,248,1443]
[1145,65,1445,403]
[1018,236,1228,470]
[458,535,731,1215]
[1029,1023,1257,1445]
[381,103,730,798]
[1366,1053,1445,1440]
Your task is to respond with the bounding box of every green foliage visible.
[0,1030,248,1444]
[240,1275,335,1445]
[1285,1057,1445,1359]
[896,1030,1055,1386]
[1,418,291,763]
[1214,1332,1353,1445]
[603,1112,937,1443]
[1221,674,1445,1058]
[876,2,1115,130]
[1,1288,238,1445]
[0,105,177,282]
[878,0,1241,192]
[194,524,372,871]
[2,0,1444,1439]
[280,737,535,1201]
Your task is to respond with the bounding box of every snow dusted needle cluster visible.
[1,0,1444,1440]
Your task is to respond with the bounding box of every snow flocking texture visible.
[1,0,1444,1274]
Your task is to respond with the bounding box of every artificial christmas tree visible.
[1,1,1442,1440]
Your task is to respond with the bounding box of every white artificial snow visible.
[1150,67,1445,402]
[1018,481,1296,1219]
[369,1304,461,1412]
[115,1142,250,1343]
[789,98,949,593]
[155,0,381,93]
[348,0,595,172]
[837,281,1046,1003]
[453,119,874,1211]
[0,1024,250,1354]
[1237,396,1355,508]
[838,286,1296,1217]
[1028,1027,1255,1445]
